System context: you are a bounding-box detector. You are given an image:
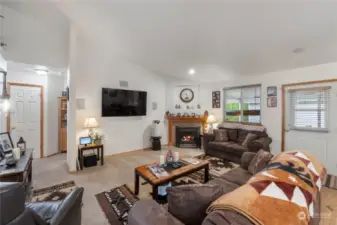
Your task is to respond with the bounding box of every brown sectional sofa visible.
[203,123,272,164]
[128,152,321,225]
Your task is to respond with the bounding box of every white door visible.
[9,85,41,158]
[284,82,337,175]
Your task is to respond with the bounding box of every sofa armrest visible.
[248,137,272,152]
[203,133,215,154]
[240,152,257,170]
[49,187,84,225]
[128,200,184,225]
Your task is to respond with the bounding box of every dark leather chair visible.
[0,182,84,225]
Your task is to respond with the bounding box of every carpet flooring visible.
[32,147,203,225]
[32,148,337,225]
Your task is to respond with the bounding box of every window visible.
[224,85,261,123]
[288,86,330,132]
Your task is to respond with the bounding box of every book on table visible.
[148,165,169,178]
[181,157,200,165]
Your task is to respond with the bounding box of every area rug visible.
[174,154,239,185]
[96,155,240,225]
[324,174,337,190]
[29,181,77,202]
[95,184,139,225]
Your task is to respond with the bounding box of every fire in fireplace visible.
[175,126,201,148]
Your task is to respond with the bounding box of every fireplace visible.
[175,126,201,148]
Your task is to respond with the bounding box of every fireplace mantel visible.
[166,116,208,146]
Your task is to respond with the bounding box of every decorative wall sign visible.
[212,91,221,108]
[267,86,277,97]
[267,96,277,107]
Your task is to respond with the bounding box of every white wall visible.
[2,4,69,68]
[70,34,168,163]
[0,70,65,157]
[199,62,337,174]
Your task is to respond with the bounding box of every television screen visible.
[102,88,147,117]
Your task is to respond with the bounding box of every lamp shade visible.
[206,115,217,124]
[84,117,99,128]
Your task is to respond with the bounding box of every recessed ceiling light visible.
[35,68,49,76]
[292,48,305,54]
[188,68,196,75]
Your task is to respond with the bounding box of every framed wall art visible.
[267,96,277,107]
[267,86,277,97]
[212,91,220,108]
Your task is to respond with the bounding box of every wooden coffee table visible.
[134,160,209,200]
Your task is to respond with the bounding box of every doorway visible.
[7,83,44,159]
[282,79,337,175]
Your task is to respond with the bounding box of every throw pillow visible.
[248,149,273,174]
[167,184,223,225]
[214,129,228,142]
[242,133,258,147]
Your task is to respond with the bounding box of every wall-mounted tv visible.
[102,88,147,117]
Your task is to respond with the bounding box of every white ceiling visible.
[5,0,337,81]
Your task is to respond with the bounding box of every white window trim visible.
[223,84,262,124]
[288,87,330,132]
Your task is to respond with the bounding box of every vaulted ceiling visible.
[3,0,337,81]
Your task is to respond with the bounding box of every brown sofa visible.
[203,123,272,164]
[128,152,321,225]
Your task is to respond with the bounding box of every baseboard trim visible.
[105,147,152,157]
[45,152,60,158]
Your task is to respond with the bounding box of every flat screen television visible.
[102,88,147,117]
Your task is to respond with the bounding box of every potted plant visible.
[91,132,105,145]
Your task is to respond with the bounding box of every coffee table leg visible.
[204,164,209,183]
[134,171,140,195]
[152,185,158,200]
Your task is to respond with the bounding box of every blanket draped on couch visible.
[207,150,326,225]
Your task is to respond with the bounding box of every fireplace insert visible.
[175,126,201,148]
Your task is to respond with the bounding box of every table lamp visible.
[84,117,99,136]
[206,115,217,133]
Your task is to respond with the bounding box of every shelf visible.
[61,108,67,111]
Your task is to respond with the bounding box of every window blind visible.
[224,85,261,123]
[288,87,330,131]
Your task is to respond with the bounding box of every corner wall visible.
[72,35,168,158]
[204,62,337,157]
[0,70,65,157]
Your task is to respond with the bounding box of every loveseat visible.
[0,182,84,225]
[128,151,321,225]
[203,123,272,164]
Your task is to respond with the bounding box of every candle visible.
[174,152,179,162]
[12,148,21,160]
[160,155,165,165]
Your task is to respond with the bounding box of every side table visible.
[77,144,104,170]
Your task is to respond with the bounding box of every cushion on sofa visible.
[219,128,238,142]
[214,129,228,142]
[202,210,254,225]
[241,152,257,170]
[167,184,223,225]
[237,129,249,144]
[242,133,258,147]
[207,178,240,193]
[208,142,248,156]
[220,167,253,185]
[248,149,273,174]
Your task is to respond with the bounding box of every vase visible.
[94,140,102,145]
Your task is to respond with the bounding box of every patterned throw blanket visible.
[207,150,326,225]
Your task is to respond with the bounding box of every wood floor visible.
[32,147,337,225]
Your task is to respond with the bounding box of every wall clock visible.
[180,88,194,103]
